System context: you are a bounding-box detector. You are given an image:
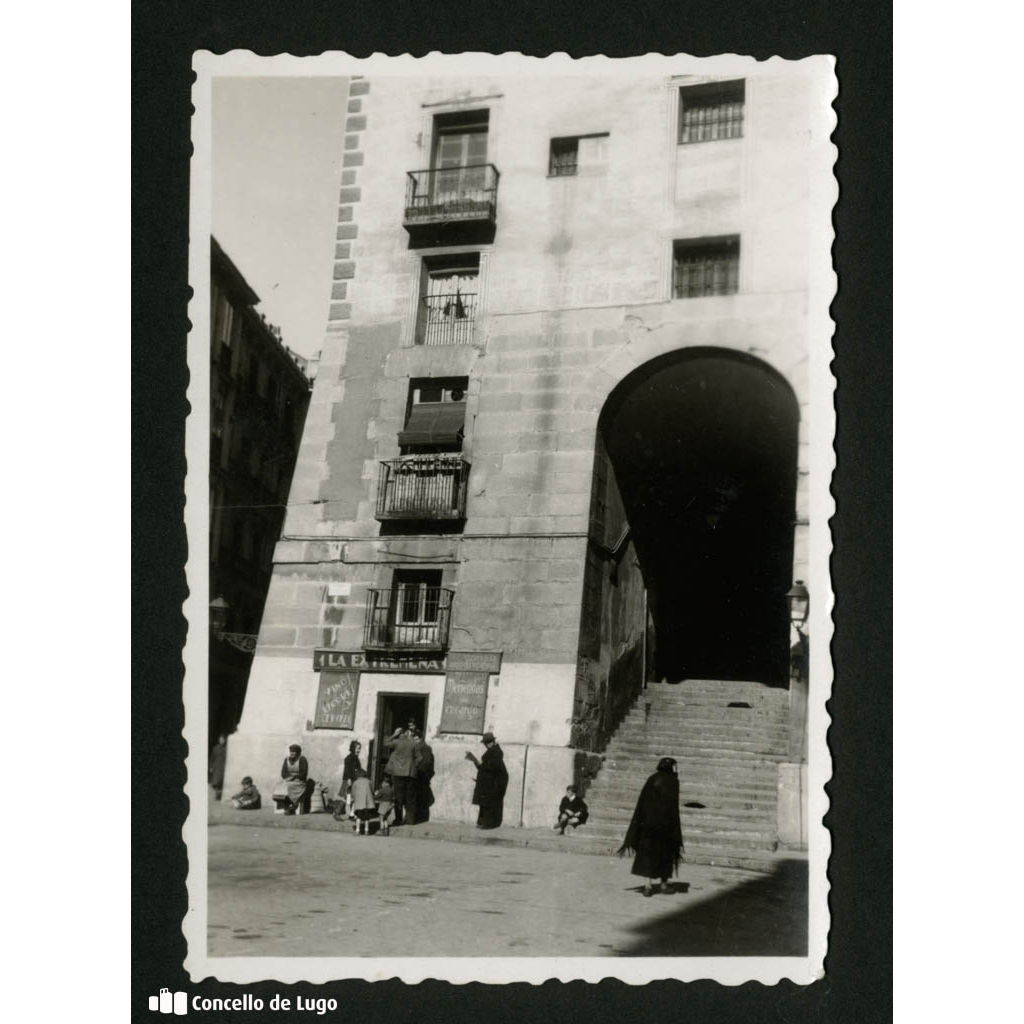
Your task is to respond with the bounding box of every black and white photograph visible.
[184,51,836,985]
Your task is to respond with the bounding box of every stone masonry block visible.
[341,169,357,185]
[345,115,367,132]
[344,134,361,150]
[295,627,322,649]
[343,152,364,167]
[337,205,354,222]
[336,224,359,240]
[334,243,351,260]
[349,80,370,96]
[480,393,523,412]
[274,540,306,563]
[337,186,362,204]
[333,260,356,280]
[328,302,352,321]
[260,626,297,646]
[331,281,348,300]
[347,98,362,113]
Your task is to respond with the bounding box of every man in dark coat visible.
[465,732,508,829]
[384,726,420,826]
[209,734,228,800]
[413,728,435,823]
[618,757,684,896]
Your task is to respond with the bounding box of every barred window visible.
[673,237,740,299]
[678,80,745,144]
[549,137,578,176]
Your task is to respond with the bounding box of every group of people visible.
[328,721,436,833]
[216,730,686,897]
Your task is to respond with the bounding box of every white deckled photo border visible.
[184,50,837,986]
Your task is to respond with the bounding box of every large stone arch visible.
[579,342,802,710]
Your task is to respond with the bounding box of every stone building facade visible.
[209,237,313,741]
[225,67,832,832]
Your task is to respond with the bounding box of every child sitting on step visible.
[553,784,589,835]
[230,776,262,810]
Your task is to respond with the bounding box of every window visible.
[398,378,468,453]
[431,110,489,195]
[678,80,745,144]
[549,137,578,176]
[547,133,609,177]
[392,570,443,631]
[416,253,479,346]
[673,237,740,298]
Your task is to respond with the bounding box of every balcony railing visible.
[363,587,454,652]
[416,291,477,346]
[404,164,499,228]
[376,455,470,520]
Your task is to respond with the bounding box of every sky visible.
[212,77,350,357]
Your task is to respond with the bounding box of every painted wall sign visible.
[446,651,503,674]
[313,670,360,729]
[439,670,489,734]
[313,649,447,673]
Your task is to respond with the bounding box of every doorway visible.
[372,692,430,788]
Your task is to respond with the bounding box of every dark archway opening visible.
[599,349,799,686]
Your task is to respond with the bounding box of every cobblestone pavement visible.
[208,823,807,958]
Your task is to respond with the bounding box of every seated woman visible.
[280,744,313,815]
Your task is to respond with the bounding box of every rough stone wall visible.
[571,434,647,751]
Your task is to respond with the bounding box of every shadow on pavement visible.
[617,858,808,957]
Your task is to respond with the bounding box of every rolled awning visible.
[397,402,466,446]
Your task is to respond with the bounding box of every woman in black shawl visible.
[465,732,508,829]
[618,757,684,896]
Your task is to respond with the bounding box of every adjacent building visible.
[224,67,831,844]
[209,237,313,742]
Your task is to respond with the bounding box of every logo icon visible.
[149,989,187,1015]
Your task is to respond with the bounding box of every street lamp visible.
[209,595,230,637]
[785,580,809,686]
[785,580,809,634]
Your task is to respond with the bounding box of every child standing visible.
[229,776,262,810]
[553,784,589,835]
[349,769,376,835]
[374,775,396,836]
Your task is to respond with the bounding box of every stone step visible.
[589,812,775,834]
[619,716,791,730]
[591,799,776,820]
[621,714,789,729]
[588,790,777,808]
[581,830,780,855]
[643,681,789,694]
[618,718,791,734]
[598,749,782,765]
[592,769,779,787]
[608,740,789,757]
[625,705,790,720]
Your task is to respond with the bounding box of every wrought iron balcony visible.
[376,455,470,520]
[416,291,477,346]
[363,586,454,652]
[404,164,499,229]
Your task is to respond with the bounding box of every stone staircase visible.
[570,680,792,872]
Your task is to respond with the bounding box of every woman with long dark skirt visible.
[617,757,684,897]
[334,740,363,820]
[465,732,508,829]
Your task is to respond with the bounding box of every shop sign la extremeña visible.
[312,649,448,673]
